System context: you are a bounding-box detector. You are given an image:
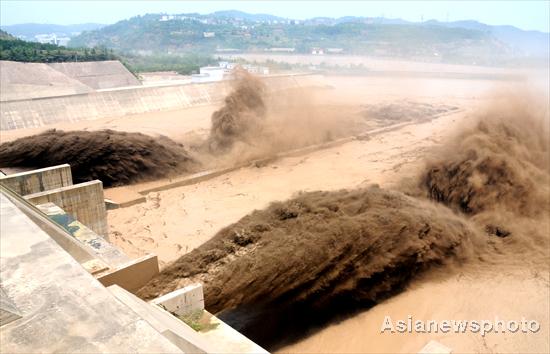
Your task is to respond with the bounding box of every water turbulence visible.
[0,129,198,187]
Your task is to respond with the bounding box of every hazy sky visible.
[1,0,549,32]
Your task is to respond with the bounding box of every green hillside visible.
[0,34,118,63]
[0,29,17,40]
[69,13,514,64]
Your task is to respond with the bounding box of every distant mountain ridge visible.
[5,10,548,64]
[0,23,106,41]
[0,29,17,40]
[211,10,286,22]
[424,19,549,56]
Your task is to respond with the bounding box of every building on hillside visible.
[218,61,237,70]
[311,48,325,55]
[34,33,70,46]
[192,66,227,83]
[159,15,175,21]
[190,73,211,83]
[203,32,216,38]
[242,65,269,75]
[200,66,226,80]
[35,34,57,45]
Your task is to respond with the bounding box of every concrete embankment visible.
[1,74,324,131]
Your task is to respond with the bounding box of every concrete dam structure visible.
[0,61,324,130]
[0,165,267,353]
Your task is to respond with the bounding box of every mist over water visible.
[138,90,550,350]
[1,69,547,351]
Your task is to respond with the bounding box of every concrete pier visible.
[24,180,108,238]
[0,164,72,196]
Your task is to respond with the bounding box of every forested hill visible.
[0,31,118,63]
[0,29,17,40]
[68,12,549,64]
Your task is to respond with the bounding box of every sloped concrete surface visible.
[0,73,324,130]
[0,60,93,101]
[49,61,140,89]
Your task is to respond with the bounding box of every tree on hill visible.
[0,29,17,40]
[0,36,119,63]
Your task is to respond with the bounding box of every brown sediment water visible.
[207,68,267,152]
[138,93,549,350]
[137,185,481,348]
[0,129,198,187]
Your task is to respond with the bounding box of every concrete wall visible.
[0,164,72,196]
[36,202,130,268]
[151,284,204,316]
[97,255,159,293]
[0,80,230,130]
[24,180,108,238]
[1,74,324,131]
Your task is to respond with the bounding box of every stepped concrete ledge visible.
[0,189,182,353]
[97,254,160,293]
[109,284,215,353]
[152,285,269,353]
[110,284,269,354]
[152,283,205,316]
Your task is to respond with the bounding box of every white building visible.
[35,34,57,44]
[218,61,238,70]
[191,66,228,83]
[242,64,269,75]
[191,62,270,84]
[203,32,215,38]
[200,66,226,80]
[191,73,212,83]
